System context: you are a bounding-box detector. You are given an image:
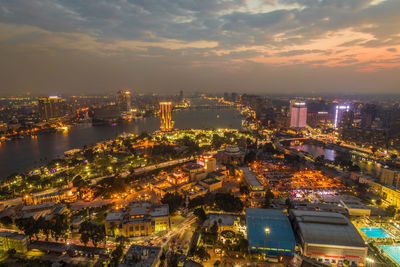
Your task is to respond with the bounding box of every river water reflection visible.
[290,144,382,177]
[0,108,242,178]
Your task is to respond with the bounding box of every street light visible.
[265,227,270,260]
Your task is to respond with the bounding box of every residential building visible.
[0,231,28,253]
[380,168,400,189]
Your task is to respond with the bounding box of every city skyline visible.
[0,0,399,96]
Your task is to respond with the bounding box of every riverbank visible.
[0,108,243,178]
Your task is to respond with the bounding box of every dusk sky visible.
[0,0,399,95]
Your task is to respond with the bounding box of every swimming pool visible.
[359,227,389,238]
[380,245,400,265]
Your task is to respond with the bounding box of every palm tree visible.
[195,246,211,262]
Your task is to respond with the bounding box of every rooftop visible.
[149,204,169,217]
[290,210,366,248]
[206,213,243,227]
[183,163,204,171]
[0,231,26,240]
[200,177,221,185]
[246,209,295,255]
[106,211,124,222]
[241,168,264,190]
[119,245,161,267]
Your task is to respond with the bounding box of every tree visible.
[239,185,250,196]
[214,193,243,212]
[263,143,276,154]
[194,208,207,224]
[51,214,69,241]
[385,205,397,217]
[7,248,16,258]
[264,190,274,208]
[0,216,12,227]
[195,246,211,262]
[79,221,105,247]
[116,235,129,247]
[314,155,325,166]
[238,238,249,254]
[159,249,166,266]
[110,245,124,266]
[15,217,37,241]
[210,221,218,235]
[166,252,180,267]
[161,192,183,214]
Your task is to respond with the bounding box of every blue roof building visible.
[246,208,295,256]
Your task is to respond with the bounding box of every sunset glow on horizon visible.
[0,0,399,95]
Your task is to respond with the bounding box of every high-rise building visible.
[160,102,172,131]
[179,90,184,102]
[38,96,65,121]
[117,90,131,113]
[290,100,307,128]
[334,105,350,128]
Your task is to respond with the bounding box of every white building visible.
[289,210,367,266]
[290,100,307,128]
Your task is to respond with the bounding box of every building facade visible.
[159,101,173,131]
[105,203,170,238]
[0,231,28,253]
[38,96,65,121]
[117,90,131,113]
[290,100,307,128]
[289,210,367,266]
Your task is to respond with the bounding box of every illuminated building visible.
[290,100,307,128]
[23,187,77,205]
[38,96,65,121]
[159,101,173,131]
[380,168,400,188]
[334,105,350,128]
[240,167,265,198]
[117,90,131,113]
[105,203,170,237]
[197,153,217,173]
[246,209,295,256]
[216,146,245,166]
[0,231,28,253]
[167,170,189,185]
[289,210,367,266]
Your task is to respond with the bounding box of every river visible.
[290,144,382,177]
[0,108,243,178]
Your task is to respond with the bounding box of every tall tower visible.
[38,96,65,121]
[290,100,307,128]
[179,90,184,102]
[117,90,131,113]
[160,102,173,131]
[334,105,350,128]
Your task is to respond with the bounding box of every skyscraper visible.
[117,90,131,113]
[334,105,350,128]
[159,102,172,131]
[179,90,184,102]
[38,96,65,121]
[290,100,307,128]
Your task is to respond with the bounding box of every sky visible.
[0,0,399,96]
